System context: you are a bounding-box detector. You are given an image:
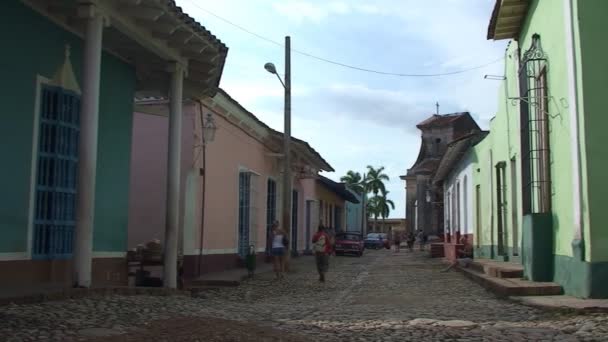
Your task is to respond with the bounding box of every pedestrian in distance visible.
[406,231,415,252]
[416,229,425,251]
[270,221,288,280]
[393,230,402,253]
[312,225,332,282]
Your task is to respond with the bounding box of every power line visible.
[183,0,504,77]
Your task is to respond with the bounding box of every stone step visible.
[188,279,242,287]
[469,259,524,278]
[459,267,562,297]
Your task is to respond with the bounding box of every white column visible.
[563,0,583,246]
[164,63,184,288]
[73,4,104,288]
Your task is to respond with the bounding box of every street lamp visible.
[265,36,293,256]
[197,111,217,277]
[202,113,217,144]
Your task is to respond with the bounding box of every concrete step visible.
[470,259,524,278]
[188,279,242,287]
[460,267,562,297]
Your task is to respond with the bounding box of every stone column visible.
[73,3,104,288]
[163,63,185,289]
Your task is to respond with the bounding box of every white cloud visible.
[354,4,383,14]
[175,0,508,218]
[272,0,339,23]
[327,2,350,14]
[271,0,386,23]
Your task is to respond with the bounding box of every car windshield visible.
[379,234,387,239]
[366,234,380,240]
[337,234,361,241]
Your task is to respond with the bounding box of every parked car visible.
[334,233,364,257]
[379,233,391,249]
[364,233,384,249]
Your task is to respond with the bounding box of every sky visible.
[177,0,509,218]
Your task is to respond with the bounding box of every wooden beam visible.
[121,5,165,21]
[97,2,187,65]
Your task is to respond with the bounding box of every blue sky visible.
[177,0,508,218]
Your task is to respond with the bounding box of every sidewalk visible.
[0,256,315,305]
[510,295,608,312]
[188,254,314,287]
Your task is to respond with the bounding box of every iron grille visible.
[33,86,80,259]
[265,179,277,255]
[495,162,507,256]
[519,34,551,214]
[238,172,251,258]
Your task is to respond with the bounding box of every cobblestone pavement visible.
[1,250,607,341]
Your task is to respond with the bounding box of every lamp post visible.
[197,111,217,277]
[265,36,292,256]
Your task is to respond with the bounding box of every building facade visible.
[401,113,481,237]
[472,0,608,298]
[433,132,487,261]
[345,190,365,234]
[129,90,333,277]
[0,0,226,289]
[316,176,360,233]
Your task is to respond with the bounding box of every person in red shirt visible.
[312,225,331,282]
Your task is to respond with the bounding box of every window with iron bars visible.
[519,34,551,214]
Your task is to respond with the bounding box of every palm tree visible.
[340,170,365,195]
[377,190,396,232]
[366,196,380,232]
[365,166,389,197]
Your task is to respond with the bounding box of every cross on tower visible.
[435,102,440,115]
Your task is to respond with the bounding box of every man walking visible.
[312,225,331,282]
[416,230,425,251]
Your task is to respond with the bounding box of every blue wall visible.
[346,190,363,233]
[0,0,135,254]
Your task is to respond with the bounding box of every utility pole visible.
[282,36,293,257]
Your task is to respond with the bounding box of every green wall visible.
[519,0,575,259]
[473,0,608,297]
[0,0,135,254]
[576,0,608,262]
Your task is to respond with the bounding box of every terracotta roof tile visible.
[416,112,470,129]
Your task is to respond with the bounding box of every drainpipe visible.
[503,46,512,157]
[196,100,207,276]
[563,0,584,259]
[489,149,494,259]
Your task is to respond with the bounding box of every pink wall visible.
[196,103,279,253]
[127,109,194,250]
[128,99,324,272]
[297,178,317,250]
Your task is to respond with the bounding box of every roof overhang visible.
[24,0,228,99]
[269,132,334,173]
[317,176,360,204]
[487,0,530,40]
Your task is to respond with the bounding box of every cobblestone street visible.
[2,250,607,341]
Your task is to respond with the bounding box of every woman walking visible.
[270,221,288,280]
[312,225,331,282]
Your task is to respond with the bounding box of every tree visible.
[365,166,389,197]
[366,196,380,232]
[340,170,365,195]
[377,190,396,232]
